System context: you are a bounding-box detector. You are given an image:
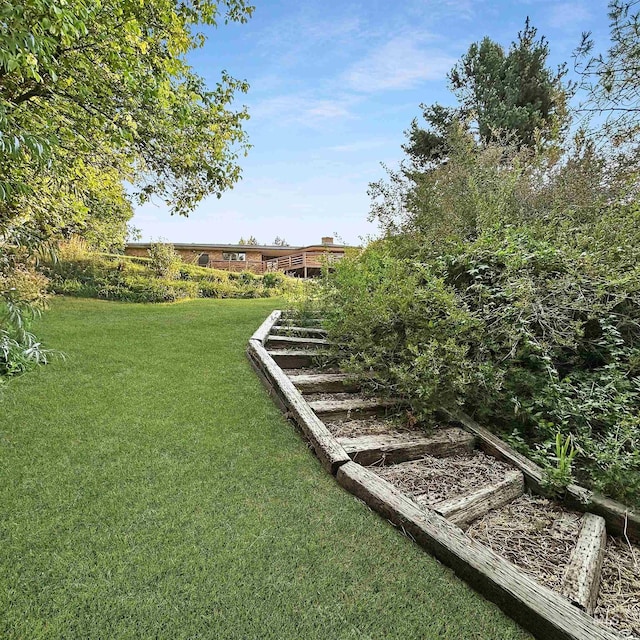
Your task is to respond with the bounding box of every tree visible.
[1,0,254,266]
[273,236,289,246]
[0,0,254,378]
[403,104,461,169]
[246,235,259,245]
[1,0,253,212]
[575,0,640,142]
[451,19,571,147]
[404,19,572,167]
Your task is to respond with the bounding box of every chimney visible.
[321,236,334,245]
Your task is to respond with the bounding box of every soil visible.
[595,536,640,639]
[466,493,582,591]
[324,415,429,438]
[372,451,514,505]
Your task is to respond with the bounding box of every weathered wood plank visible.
[561,513,607,615]
[309,397,399,420]
[442,408,640,543]
[272,326,328,337]
[246,347,289,414]
[278,310,324,320]
[277,317,325,327]
[289,373,361,394]
[337,428,476,466]
[266,335,330,349]
[268,349,318,369]
[428,469,525,528]
[247,339,350,474]
[336,461,620,640]
[250,310,282,343]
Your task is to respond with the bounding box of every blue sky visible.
[131,0,611,247]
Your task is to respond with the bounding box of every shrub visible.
[323,248,483,410]
[238,270,257,285]
[147,242,181,278]
[0,320,59,379]
[319,122,640,507]
[58,237,92,262]
[321,231,640,507]
[42,250,303,303]
[262,272,284,289]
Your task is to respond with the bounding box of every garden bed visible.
[324,415,423,438]
[372,452,514,504]
[466,494,582,591]
[595,537,640,638]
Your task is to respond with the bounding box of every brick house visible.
[124,237,348,277]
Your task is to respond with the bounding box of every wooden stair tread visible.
[421,468,525,527]
[268,348,321,355]
[277,318,325,326]
[337,428,476,465]
[267,335,330,349]
[337,461,622,640]
[267,349,323,369]
[272,326,328,336]
[308,397,399,417]
[561,513,607,615]
[289,372,360,393]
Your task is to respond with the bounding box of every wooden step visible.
[277,318,325,327]
[266,335,330,350]
[308,397,399,420]
[560,513,607,615]
[268,349,319,369]
[289,373,361,393]
[337,428,476,466]
[444,409,640,542]
[336,461,622,640]
[424,469,525,528]
[271,326,328,337]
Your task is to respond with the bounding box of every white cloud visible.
[344,35,457,93]
[250,93,357,125]
[547,2,593,30]
[255,13,368,67]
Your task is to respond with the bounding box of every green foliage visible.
[1,0,253,210]
[576,0,640,143]
[262,272,285,289]
[325,104,640,507]
[0,242,53,380]
[0,325,55,379]
[323,250,481,409]
[0,296,58,380]
[147,242,180,279]
[403,104,460,168]
[542,433,578,495]
[404,19,572,169]
[450,18,571,148]
[42,252,302,303]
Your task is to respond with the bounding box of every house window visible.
[223,252,246,261]
[198,253,209,266]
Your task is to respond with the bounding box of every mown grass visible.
[0,297,529,639]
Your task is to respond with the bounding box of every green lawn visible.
[0,297,529,639]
